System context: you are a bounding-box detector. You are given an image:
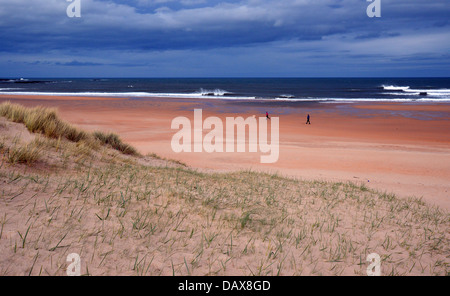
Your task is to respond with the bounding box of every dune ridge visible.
[0,102,448,276]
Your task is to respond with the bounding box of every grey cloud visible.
[5,0,448,52]
[0,0,448,77]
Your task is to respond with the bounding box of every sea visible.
[0,77,449,103]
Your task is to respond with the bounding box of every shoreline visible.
[1,94,449,210]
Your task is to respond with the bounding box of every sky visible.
[0,0,449,78]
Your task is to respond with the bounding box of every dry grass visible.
[93,131,139,156]
[0,103,448,276]
[4,139,41,165]
[0,102,138,156]
[7,145,39,165]
[0,102,88,142]
[146,152,187,167]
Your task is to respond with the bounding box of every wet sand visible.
[1,95,449,210]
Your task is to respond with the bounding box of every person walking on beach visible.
[306,113,311,124]
[266,111,270,120]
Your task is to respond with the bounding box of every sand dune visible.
[0,101,448,276]
[2,95,447,209]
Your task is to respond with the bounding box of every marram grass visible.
[0,101,139,156]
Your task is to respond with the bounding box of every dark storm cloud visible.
[55,60,103,66]
[0,0,449,77]
[2,0,445,52]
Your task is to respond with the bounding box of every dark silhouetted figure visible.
[266,111,270,120]
[306,114,311,124]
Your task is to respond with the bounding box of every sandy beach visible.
[1,97,449,276]
[1,95,449,210]
[2,0,449,279]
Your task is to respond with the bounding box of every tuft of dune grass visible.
[93,131,139,156]
[0,102,88,142]
[6,141,41,164]
[2,137,42,164]
[7,145,40,164]
[0,102,139,156]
